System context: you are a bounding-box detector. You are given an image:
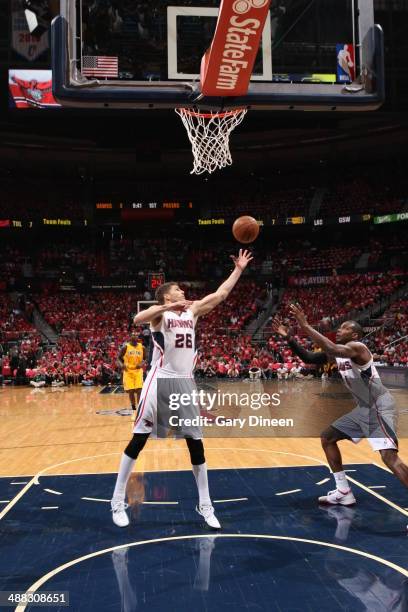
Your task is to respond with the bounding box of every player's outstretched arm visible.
[289,304,368,361]
[133,301,192,326]
[272,316,328,364]
[190,249,253,318]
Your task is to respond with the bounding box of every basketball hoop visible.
[175,107,247,175]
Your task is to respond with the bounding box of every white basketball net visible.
[175,107,247,175]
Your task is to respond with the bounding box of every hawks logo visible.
[9,71,61,109]
[27,86,44,102]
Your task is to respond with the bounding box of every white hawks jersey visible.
[149,308,196,376]
[335,344,392,408]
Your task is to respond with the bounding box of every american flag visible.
[82,56,118,78]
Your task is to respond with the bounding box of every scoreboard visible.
[96,201,193,210]
[148,272,165,291]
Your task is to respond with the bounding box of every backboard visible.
[52,0,384,111]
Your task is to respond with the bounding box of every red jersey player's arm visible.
[289,304,371,363]
[190,249,253,318]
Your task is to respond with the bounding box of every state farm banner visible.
[9,70,61,109]
[200,0,271,97]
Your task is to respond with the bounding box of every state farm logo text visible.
[216,15,264,91]
[233,0,269,14]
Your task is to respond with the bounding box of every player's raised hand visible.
[289,303,308,327]
[231,249,253,271]
[271,316,290,338]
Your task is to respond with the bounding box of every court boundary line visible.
[345,462,408,518]
[0,452,120,522]
[2,447,407,522]
[0,462,342,478]
[372,461,393,473]
[0,462,372,478]
[347,473,408,518]
[15,533,408,611]
[0,447,328,521]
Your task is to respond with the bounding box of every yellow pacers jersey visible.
[123,343,144,391]
[124,343,143,370]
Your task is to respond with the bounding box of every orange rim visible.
[176,107,246,119]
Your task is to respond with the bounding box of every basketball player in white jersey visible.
[110,249,253,528]
[272,304,408,507]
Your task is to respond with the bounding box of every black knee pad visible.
[124,433,149,460]
[185,438,205,465]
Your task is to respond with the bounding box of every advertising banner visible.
[9,69,61,109]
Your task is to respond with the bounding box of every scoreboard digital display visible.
[148,272,165,291]
[96,201,193,210]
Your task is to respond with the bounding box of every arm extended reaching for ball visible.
[271,316,328,365]
[190,249,253,318]
[289,304,369,362]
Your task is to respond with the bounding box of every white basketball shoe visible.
[196,504,221,529]
[318,488,356,506]
[111,499,130,527]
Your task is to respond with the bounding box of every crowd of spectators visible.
[367,296,408,366]
[276,272,403,326]
[195,326,319,380]
[0,243,101,285]
[109,238,189,280]
[0,280,265,385]
[259,244,362,275]
[0,294,38,341]
[2,267,406,387]
[209,187,313,220]
[35,291,140,339]
[0,179,86,220]
[2,225,406,294]
[319,176,403,217]
[1,226,407,386]
[29,336,120,388]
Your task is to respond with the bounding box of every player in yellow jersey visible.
[117,331,146,412]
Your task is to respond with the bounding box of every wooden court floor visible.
[1,381,407,478]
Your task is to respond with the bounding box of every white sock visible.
[333,470,350,493]
[192,463,211,507]
[112,453,135,501]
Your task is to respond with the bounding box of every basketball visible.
[232,216,260,244]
